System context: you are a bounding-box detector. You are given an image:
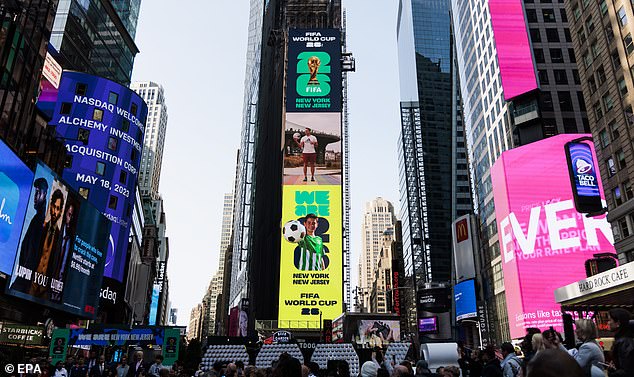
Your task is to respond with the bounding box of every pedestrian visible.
[500,343,522,377]
[148,356,165,377]
[414,360,431,377]
[571,319,604,377]
[469,349,483,377]
[360,361,378,377]
[480,347,502,377]
[526,349,583,377]
[116,358,129,377]
[54,362,68,377]
[607,308,634,377]
[542,328,565,351]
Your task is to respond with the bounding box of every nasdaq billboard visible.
[7,162,111,317]
[279,29,343,327]
[49,71,147,282]
[491,134,615,338]
[0,139,34,275]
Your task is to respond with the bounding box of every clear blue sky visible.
[132,1,401,326]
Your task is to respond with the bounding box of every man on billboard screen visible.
[295,128,319,182]
[297,214,325,271]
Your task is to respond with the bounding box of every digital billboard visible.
[489,0,538,100]
[48,71,147,282]
[357,320,400,347]
[279,29,343,327]
[0,139,34,275]
[418,317,438,334]
[286,29,342,112]
[491,134,615,338]
[454,279,477,321]
[7,162,111,317]
[565,141,603,213]
[452,215,476,282]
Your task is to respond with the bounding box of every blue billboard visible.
[48,71,147,282]
[455,279,477,321]
[7,162,111,317]
[0,139,34,275]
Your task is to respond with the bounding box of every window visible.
[530,28,541,42]
[107,137,118,151]
[606,26,615,43]
[603,92,615,111]
[563,118,578,133]
[588,76,597,92]
[534,49,545,63]
[131,103,138,116]
[578,28,587,44]
[618,217,630,237]
[613,50,621,69]
[554,70,568,84]
[599,0,608,15]
[573,5,582,20]
[560,8,568,22]
[625,34,634,54]
[96,162,106,176]
[583,52,593,68]
[108,195,118,210]
[542,92,554,111]
[599,129,610,147]
[597,66,607,84]
[64,155,73,169]
[550,48,564,63]
[618,77,628,95]
[569,48,577,63]
[611,120,620,139]
[543,9,556,22]
[78,129,90,144]
[122,119,130,132]
[93,108,104,122]
[75,83,87,96]
[594,102,603,120]
[119,171,127,184]
[615,187,624,206]
[558,91,573,111]
[546,28,560,42]
[617,149,627,169]
[586,16,595,33]
[572,69,581,84]
[625,180,633,200]
[608,157,617,177]
[60,102,72,115]
[565,28,572,42]
[618,7,628,26]
[538,70,549,85]
[526,9,538,22]
[79,188,90,200]
[108,91,118,105]
[578,91,586,111]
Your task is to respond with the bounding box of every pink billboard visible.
[489,0,538,100]
[491,134,615,339]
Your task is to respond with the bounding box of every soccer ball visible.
[293,132,301,141]
[283,220,305,243]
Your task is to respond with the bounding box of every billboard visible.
[48,71,147,282]
[565,141,603,213]
[489,0,538,100]
[286,29,342,112]
[0,139,34,275]
[452,215,476,282]
[279,29,343,327]
[7,162,111,317]
[418,317,438,334]
[356,320,401,348]
[454,279,477,321]
[491,134,615,338]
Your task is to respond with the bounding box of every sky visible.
[131,1,402,326]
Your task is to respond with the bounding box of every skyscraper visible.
[358,198,395,312]
[566,0,634,264]
[49,0,140,85]
[131,82,169,199]
[451,0,588,340]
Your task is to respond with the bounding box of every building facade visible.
[451,0,589,340]
[49,0,140,86]
[188,303,203,341]
[359,198,396,311]
[131,82,169,199]
[370,229,395,313]
[566,0,634,264]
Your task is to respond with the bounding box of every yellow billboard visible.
[278,185,342,328]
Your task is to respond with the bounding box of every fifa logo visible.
[456,219,469,243]
[295,52,332,96]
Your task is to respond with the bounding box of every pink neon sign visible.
[491,134,615,339]
[489,0,538,100]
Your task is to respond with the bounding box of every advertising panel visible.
[0,324,44,345]
[489,0,538,100]
[280,28,343,328]
[49,71,147,282]
[286,29,341,112]
[356,320,401,348]
[454,279,477,321]
[418,317,438,334]
[7,162,111,318]
[417,287,451,311]
[278,185,343,327]
[0,139,34,275]
[491,134,615,338]
[565,141,603,213]
[452,215,476,282]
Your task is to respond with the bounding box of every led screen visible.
[7,162,111,317]
[0,139,34,275]
[418,317,438,333]
[454,279,477,321]
[489,0,538,100]
[48,71,147,282]
[491,134,615,338]
[357,319,401,345]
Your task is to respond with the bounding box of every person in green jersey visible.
[297,213,326,271]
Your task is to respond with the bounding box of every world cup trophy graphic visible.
[307,56,321,85]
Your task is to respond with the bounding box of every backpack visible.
[508,356,524,377]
